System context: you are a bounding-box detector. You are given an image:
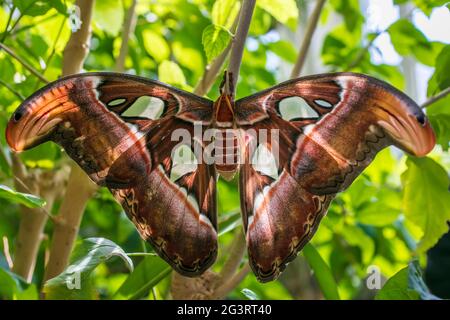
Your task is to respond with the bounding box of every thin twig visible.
[346,33,379,70]
[12,175,55,221]
[1,4,16,42]
[0,78,25,100]
[194,43,231,96]
[44,0,97,282]
[34,16,67,90]
[228,0,256,95]
[422,87,450,109]
[10,13,59,37]
[115,0,137,72]
[218,228,246,281]
[345,7,416,71]
[0,42,49,83]
[290,0,327,78]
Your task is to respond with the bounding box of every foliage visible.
[376,260,440,300]
[43,238,133,299]
[0,0,449,300]
[0,184,46,208]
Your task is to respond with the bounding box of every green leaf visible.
[13,0,53,17]
[158,60,187,87]
[257,0,298,30]
[0,268,38,300]
[267,40,298,63]
[401,157,450,253]
[330,0,364,32]
[303,243,340,300]
[388,19,442,66]
[355,202,400,227]
[0,149,12,177]
[428,114,450,150]
[94,0,124,36]
[202,24,232,62]
[376,266,419,300]
[413,0,449,16]
[376,261,440,300]
[249,8,272,36]
[43,238,133,299]
[340,224,375,264]
[142,29,171,63]
[172,41,204,75]
[426,95,450,116]
[388,19,428,56]
[212,0,240,29]
[0,268,20,300]
[0,185,46,208]
[241,288,260,300]
[427,45,450,95]
[114,256,171,300]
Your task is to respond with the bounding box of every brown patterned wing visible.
[235,72,435,282]
[6,72,218,276]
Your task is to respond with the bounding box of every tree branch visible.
[422,87,450,109]
[0,78,25,100]
[11,153,63,281]
[12,180,58,281]
[61,0,94,76]
[228,0,256,95]
[213,264,251,299]
[0,42,49,83]
[346,33,378,71]
[44,166,96,281]
[44,0,97,282]
[218,228,246,281]
[290,0,326,78]
[115,0,137,72]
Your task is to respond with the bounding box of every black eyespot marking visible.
[416,113,426,126]
[13,110,23,122]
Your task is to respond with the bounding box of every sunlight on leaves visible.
[0,184,46,208]
[376,260,440,300]
[257,0,298,30]
[401,157,450,253]
[43,238,133,299]
[114,256,171,300]
[202,24,232,62]
[93,0,124,36]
